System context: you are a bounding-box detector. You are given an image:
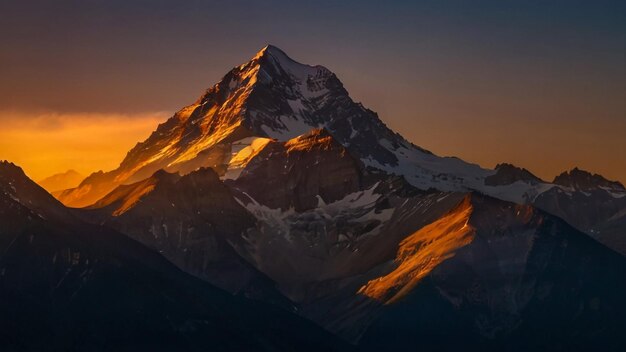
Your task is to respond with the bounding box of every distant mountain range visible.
[37,169,84,193]
[2,45,625,351]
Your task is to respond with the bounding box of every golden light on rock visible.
[358,196,476,305]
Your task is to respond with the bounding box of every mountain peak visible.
[252,44,323,71]
[484,163,543,186]
[37,169,85,193]
[254,44,287,59]
[553,167,625,191]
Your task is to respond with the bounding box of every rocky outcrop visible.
[484,163,543,186]
[232,128,364,211]
[553,167,625,191]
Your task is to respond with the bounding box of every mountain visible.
[37,169,84,193]
[56,44,482,208]
[231,128,364,211]
[75,127,626,350]
[484,163,544,186]
[34,45,626,350]
[218,139,626,350]
[0,161,351,351]
[53,45,625,256]
[553,167,625,191]
[79,167,292,307]
[357,193,626,351]
[534,167,626,255]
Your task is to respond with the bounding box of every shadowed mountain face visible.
[0,161,351,352]
[484,163,544,186]
[534,168,626,255]
[553,167,625,191]
[79,167,291,307]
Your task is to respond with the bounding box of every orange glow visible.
[358,196,475,305]
[0,110,168,182]
[285,129,337,153]
[88,177,159,216]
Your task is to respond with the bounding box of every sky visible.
[0,0,624,183]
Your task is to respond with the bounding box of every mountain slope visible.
[223,146,626,349]
[534,167,626,254]
[79,167,291,306]
[0,161,350,351]
[358,193,626,351]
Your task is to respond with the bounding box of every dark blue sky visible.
[1,0,625,181]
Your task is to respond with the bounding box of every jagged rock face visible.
[357,194,626,351]
[231,173,463,301]
[0,162,350,352]
[78,168,289,304]
[531,167,626,255]
[228,155,626,350]
[553,167,625,191]
[484,163,543,186]
[533,185,626,255]
[239,46,406,166]
[232,129,364,211]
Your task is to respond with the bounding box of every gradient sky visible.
[1,0,624,183]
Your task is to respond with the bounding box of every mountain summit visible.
[55,45,489,207]
[553,167,625,191]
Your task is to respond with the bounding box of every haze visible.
[0,0,624,182]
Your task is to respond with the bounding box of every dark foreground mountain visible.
[79,167,291,307]
[0,161,350,351]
